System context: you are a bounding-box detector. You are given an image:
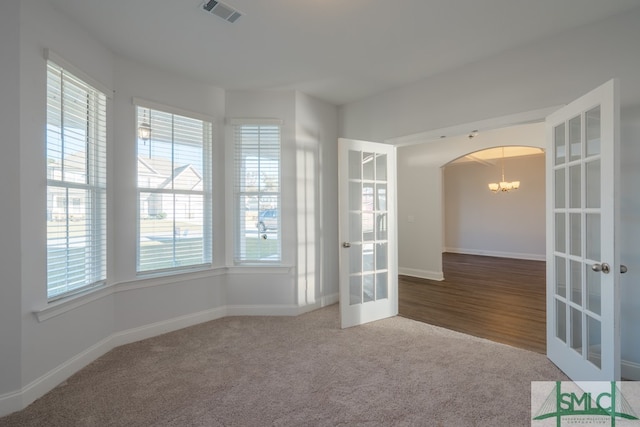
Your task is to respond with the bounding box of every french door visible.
[546,79,621,380]
[338,138,397,328]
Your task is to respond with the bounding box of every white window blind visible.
[46,61,107,299]
[233,122,281,263]
[136,105,213,273]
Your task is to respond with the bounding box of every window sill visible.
[35,264,294,323]
[227,264,294,275]
[35,266,227,323]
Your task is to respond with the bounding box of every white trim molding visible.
[133,97,213,123]
[399,267,444,281]
[5,294,339,417]
[226,117,283,126]
[44,49,112,98]
[35,267,228,323]
[623,359,640,381]
[0,306,228,418]
[444,247,546,262]
[110,307,228,348]
[387,105,561,147]
[225,293,339,317]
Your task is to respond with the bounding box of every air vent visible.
[202,0,242,23]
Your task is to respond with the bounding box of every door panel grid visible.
[348,151,389,305]
[553,107,603,365]
[339,138,397,329]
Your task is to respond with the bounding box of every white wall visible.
[397,155,445,280]
[295,92,340,308]
[2,0,341,415]
[223,90,340,311]
[0,0,23,400]
[112,56,227,281]
[110,56,227,332]
[397,123,546,279]
[2,2,341,414]
[620,106,640,374]
[339,7,640,143]
[224,90,298,307]
[444,154,545,260]
[341,7,640,377]
[3,0,240,416]
[17,0,117,411]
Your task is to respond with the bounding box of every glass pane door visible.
[546,79,620,381]
[552,107,603,367]
[339,138,397,329]
[348,151,389,305]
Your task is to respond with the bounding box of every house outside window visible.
[46,59,107,299]
[136,103,213,273]
[232,120,282,263]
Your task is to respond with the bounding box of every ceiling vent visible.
[202,1,242,23]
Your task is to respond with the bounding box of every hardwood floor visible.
[399,253,546,354]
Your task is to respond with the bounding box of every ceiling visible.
[45,0,640,106]
[451,146,544,164]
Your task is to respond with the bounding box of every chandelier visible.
[488,147,520,193]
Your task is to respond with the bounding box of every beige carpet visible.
[0,305,566,426]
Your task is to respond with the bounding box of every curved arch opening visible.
[398,123,548,352]
[443,144,546,258]
[444,145,545,168]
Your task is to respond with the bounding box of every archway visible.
[395,122,548,351]
[443,145,545,261]
[395,121,546,281]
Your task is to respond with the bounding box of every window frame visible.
[45,51,109,301]
[230,119,283,265]
[134,99,214,275]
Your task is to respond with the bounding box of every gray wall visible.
[339,8,640,142]
[396,122,546,280]
[620,107,640,376]
[295,92,340,306]
[444,154,545,260]
[0,0,23,404]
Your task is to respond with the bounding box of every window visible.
[233,121,281,263]
[46,60,107,299]
[136,104,213,273]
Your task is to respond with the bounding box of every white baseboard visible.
[0,390,21,419]
[0,306,228,418]
[399,267,444,281]
[1,297,343,417]
[0,334,115,418]
[623,359,640,380]
[4,289,635,418]
[225,304,301,316]
[296,293,339,315]
[20,335,114,416]
[444,247,546,262]
[226,293,339,317]
[110,306,228,347]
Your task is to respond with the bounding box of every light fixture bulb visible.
[488,147,520,193]
[138,122,151,140]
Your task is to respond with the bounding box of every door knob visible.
[342,242,351,248]
[621,264,628,274]
[592,263,611,274]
